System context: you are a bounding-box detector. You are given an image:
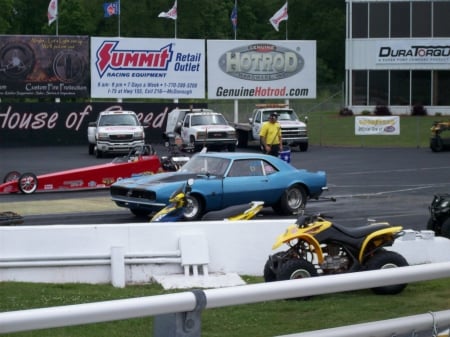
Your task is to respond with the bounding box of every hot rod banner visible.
[355,116,400,135]
[0,35,89,98]
[207,40,316,99]
[91,37,205,99]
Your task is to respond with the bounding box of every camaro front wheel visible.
[183,194,204,220]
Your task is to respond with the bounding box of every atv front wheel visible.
[365,250,408,295]
[263,252,286,282]
[276,259,318,300]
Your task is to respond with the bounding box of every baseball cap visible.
[270,112,278,118]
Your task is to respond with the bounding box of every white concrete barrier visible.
[0,220,449,288]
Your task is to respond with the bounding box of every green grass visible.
[306,113,442,148]
[1,277,450,337]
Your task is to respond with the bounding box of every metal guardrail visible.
[0,262,450,336]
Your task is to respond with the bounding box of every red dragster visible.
[0,145,162,195]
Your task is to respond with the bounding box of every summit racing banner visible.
[91,37,205,99]
[207,40,316,99]
[0,35,89,98]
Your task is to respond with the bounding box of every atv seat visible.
[333,222,391,238]
[201,203,253,221]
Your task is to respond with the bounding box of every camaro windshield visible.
[179,156,230,176]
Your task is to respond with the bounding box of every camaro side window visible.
[228,159,263,177]
[263,161,277,175]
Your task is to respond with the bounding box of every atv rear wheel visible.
[365,250,408,295]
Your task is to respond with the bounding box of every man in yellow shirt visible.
[259,112,283,156]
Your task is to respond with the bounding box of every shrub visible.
[361,110,371,115]
[411,104,427,116]
[339,107,353,116]
[373,105,392,116]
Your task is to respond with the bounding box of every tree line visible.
[0,0,345,86]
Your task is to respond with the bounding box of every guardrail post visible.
[153,289,206,337]
[110,246,125,288]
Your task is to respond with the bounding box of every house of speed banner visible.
[91,37,205,99]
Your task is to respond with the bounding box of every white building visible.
[346,0,450,115]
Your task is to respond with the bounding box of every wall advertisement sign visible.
[0,35,90,98]
[91,37,205,99]
[207,40,316,99]
[355,116,400,135]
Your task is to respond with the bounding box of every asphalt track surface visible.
[1,144,450,230]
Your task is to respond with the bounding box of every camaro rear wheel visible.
[18,172,38,194]
[278,185,307,215]
[365,250,408,295]
[183,194,204,220]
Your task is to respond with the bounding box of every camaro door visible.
[221,158,279,206]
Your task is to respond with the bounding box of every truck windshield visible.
[191,114,228,126]
[262,110,299,122]
[99,114,139,126]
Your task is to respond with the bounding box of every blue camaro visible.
[110,152,327,219]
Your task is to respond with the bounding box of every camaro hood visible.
[114,172,200,188]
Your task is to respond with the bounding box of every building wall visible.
[345,0,450,115]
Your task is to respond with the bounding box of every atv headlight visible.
[440,200,449,208]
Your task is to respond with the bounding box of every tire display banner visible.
[0,35,90,98]
[355,116,400,135]
[91,37,205,99]
[207,40,316,99]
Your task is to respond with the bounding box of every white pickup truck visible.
[163,108,237,152]
[87,110,146,158]
[233,104,309,152]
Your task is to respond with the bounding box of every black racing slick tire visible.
[18,172,38,194]
[365,250,409,295]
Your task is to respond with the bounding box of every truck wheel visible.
[299,143,309,152]
[441,218,450,239]
[227,144,236,152]
[18,172,38,194]
[88,143,95,155]
[365,250,408,295]
[95,147,103,158]
[237,131,248,148]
